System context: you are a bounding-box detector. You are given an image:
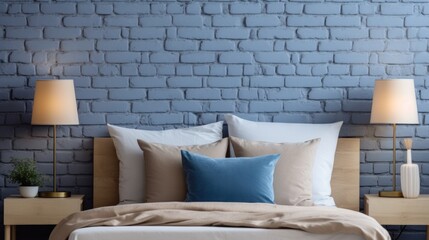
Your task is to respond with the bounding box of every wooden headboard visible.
[93,138,360,211]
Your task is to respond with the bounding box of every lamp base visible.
[379,191,403,198]
[38,191,71,198]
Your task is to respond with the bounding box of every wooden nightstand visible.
[364,194,429,240]
[4,194,84,240]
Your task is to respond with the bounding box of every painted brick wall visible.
[1,0,429,239]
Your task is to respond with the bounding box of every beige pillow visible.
[137,138,229,202]
[230,136,320,206]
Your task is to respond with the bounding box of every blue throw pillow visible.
[181,150,280,203]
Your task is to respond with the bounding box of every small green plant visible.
[8,158,43,186]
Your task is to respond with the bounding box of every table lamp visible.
[31,79,79,198]
[370,79,419,198]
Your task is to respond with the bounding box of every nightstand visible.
[4,194,84,240]
[364,194,429,240]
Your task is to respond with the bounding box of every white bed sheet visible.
[69,226,365,240]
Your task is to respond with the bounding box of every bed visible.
[74,138,365,239]
[51,137,388,240]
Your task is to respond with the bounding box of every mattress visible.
[68,226,365,240]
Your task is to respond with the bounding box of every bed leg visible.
[4,225,10,240]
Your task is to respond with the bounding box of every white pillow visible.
[107,122,224,204]
[224,114,342,206]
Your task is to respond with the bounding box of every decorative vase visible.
[401,165,420,198]
[19,186,39,198]
[400,147,420,198]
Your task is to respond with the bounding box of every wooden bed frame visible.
[93,138,360,211]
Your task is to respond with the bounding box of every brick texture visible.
[0,1,429,239]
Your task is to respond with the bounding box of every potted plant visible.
[8,158,44,198]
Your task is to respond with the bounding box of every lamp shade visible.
[370,79,419,124]
[31,79,79,125]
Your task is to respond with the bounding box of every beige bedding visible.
[50,202,390,240]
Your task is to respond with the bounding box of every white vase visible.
[400,164,420,198]
[19,186,39,198]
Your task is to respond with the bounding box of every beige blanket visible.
[50,202,390,240]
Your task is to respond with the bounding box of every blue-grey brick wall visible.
[1,0,429,239]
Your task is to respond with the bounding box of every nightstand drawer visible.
[365,194,429,225]
[4,195,83,225]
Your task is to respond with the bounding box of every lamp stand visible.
[379,123,403,198]
[38,125,71,198]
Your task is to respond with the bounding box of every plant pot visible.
[19,186,39,198]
